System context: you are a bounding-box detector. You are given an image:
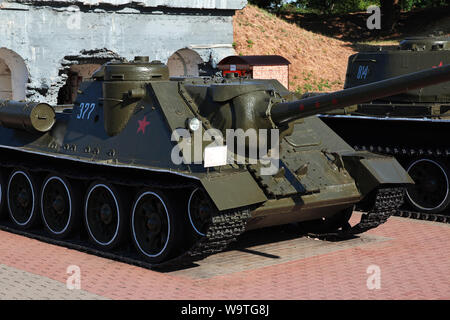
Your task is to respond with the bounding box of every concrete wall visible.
[0,0,245,103]
[9,0,247,10]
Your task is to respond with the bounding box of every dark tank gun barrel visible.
[270,64,450,126]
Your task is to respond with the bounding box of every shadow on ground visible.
[160,223,359,274]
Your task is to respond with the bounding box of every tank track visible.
[354,144,450,158]
[307,187,405,238]
[354,144,450,225]
[185,208,252,259]
[394,209,450,224]
[0,156,252,270]
[348,187,405,234]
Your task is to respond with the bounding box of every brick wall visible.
[252,65,289,89]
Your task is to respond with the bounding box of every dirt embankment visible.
[233,5,357,92]
[233,4,450,93]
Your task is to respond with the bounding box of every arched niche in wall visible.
[0,48,29,101]
[167,48,203,77]
[0,59,12,99]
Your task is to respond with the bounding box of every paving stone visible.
[0,213,448,299]
[0,264,107,300]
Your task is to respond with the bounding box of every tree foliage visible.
[249,0,448,14]
[248,0,283,10]
[293,0,380,14]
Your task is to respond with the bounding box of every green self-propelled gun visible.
[0,56,449,267]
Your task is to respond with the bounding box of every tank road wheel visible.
[131,190,183,264]
[0,170,5,219]
[40,175,79,239]
[406,159,450,214]
[84,182,125,250]
[7,170,40,229]
[188,188,215,237]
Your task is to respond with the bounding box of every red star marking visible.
[137,116,150,134]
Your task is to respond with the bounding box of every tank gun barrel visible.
[270,64,450,126]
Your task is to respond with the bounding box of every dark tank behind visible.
[0,56,450,268]
[320,35,450,216]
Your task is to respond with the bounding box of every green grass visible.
[295,77,335,95]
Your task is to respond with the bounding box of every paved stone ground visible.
[0,264,106,300]
[0,213,448,300]
[171,233,389,280]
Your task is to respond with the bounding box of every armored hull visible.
[0,57,449,267]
